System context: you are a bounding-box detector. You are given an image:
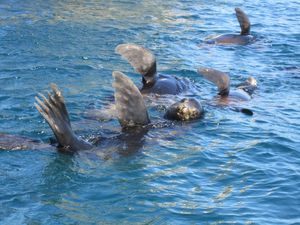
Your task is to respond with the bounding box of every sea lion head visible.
[165,98,204,121]
[237,76,257,96]
[246,76,257,86]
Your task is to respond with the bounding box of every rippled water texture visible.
[1,0,300,224]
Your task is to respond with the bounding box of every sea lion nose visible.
[247,77,257,86]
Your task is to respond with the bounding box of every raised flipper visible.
[197,68,230,96]
[35,84,93,151]
[115,43,157,85]
[112,71,150,128]
[235,8,250,35]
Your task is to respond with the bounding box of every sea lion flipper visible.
[197,68,230,96]
[231,107,254,116]
[49,83,71,125]
[235,8,250,35]
[35,84,92,151]
[115,44,157,84]
[112,71,150,128]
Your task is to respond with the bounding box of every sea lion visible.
[197,67,257,115]
[114,71,204,122]
[34,72,152,151]
[0,72,151,151]
[205,8,255,45]
[115,43,190,95]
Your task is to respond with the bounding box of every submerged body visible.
[0,133,50,150]
[213,89,251,105]
[205,8,255,45]
[206,34,255,45]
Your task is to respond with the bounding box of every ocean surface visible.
[1,0,299,224]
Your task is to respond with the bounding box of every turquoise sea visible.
[1,0,299,224]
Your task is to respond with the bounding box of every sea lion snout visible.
[247,77,257,86]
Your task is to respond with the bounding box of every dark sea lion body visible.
[140,73,188,95]
[116,43,190,95]
[205,8,255,45]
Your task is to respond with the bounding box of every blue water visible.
[1,0,300,224]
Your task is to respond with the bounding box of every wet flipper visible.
[112,71,150,128]
[197,68,230,96]
[230,106,254,116]
[35,84,93,151]
[241,108,253,116]
[235,8,250,35]
[115,44,157,85]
